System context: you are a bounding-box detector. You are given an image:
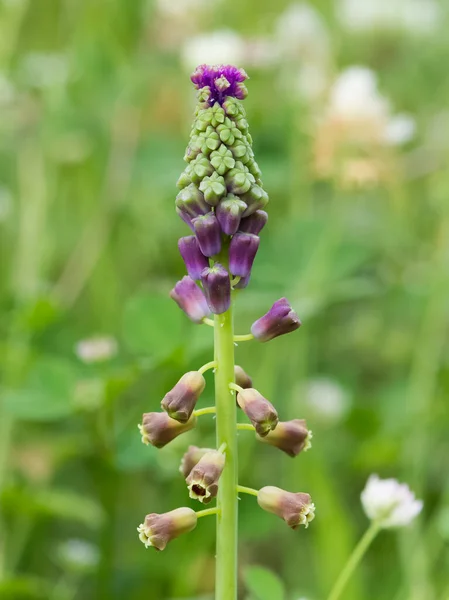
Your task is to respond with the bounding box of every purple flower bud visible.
[161,371,206,423]
[186,449,226,503]
[258,419,312,457]
[178,236,209,280]
[239,210,268,236]
[241,185,269,217]
[176,207,194,231]
[236,388,278,436]
[234,365,253,389]
[191,64,249,106]
[257,486,315,529]
[216,195,247,235]
[170,276,211,323]
[234,273,251,289]
[138,412,197,448]
[251,298,301,342]
[229,232,260,277]
[137,507,197,550]
[192,212,222,257]
[200,264,231,314]
[176,183,209,219]
[179,445,214,478]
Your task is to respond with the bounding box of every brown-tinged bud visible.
[236,388,278,437]
[161,371,206,423]
[179,445,214,478]
[234,365,253,389]
[137,507,197,550]
[257,486,315,529]
[186,449,226,504]
[138,412,196,448]
[257,419,312,456]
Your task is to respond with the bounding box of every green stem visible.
[236,423,255,432]
[197,507,220,519]
[203,317,215,327]
[214,250,238,600]
[198,360,218,375]
[327,520,381,600]
[229,383,244,394]
[194,406,217,417]
[237,485,258,497]
[233,333,254,342]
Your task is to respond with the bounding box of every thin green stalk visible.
[237,485,258,497]
[327,520,381,600]
[214,249,238,600]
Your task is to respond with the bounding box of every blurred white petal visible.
[361,474,423,528]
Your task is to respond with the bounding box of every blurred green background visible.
[1,0,449,599]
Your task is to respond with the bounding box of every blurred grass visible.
[1,0,449,599]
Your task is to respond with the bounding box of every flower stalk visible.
[214,246,238,600]
[137,64,314,600]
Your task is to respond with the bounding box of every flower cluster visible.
[137,66,314,553]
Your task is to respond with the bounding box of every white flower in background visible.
[296,63,329,102]
[337,0,440,35]
[275,2,331,63]
[75,336,118,364]
[0,187,13,222]
[361,475,423,528]
[326,66,415,146]
[328,67,388,122]
[156,0,220,18]
[19,52,69,89]
[0,73,15,105]
[181,30,246,71]
[59,539,99,569]
[304,377,349,424]
[384,114,416,145]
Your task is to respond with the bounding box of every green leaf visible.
[243,566,285,600]
[2,357,79,421]
[122,293,184,358]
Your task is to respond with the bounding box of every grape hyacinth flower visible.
[137,65,313,600]
[170,276,210,323]
[251,297,301,342]
[257,486,315,529]
[161,371,206,423]
[178,236,209,280]
[258,419,312,457]
[137,508,198,551]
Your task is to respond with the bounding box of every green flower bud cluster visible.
[177,97,266,220]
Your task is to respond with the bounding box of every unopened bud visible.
[216,195,247,235]
[201,264,231,314]
[241,185,269,217]
[139,412,196,448]
[234,365,253,389]
[257,486,315,529]
[239,210,268,236]
[161,371,206,423]
[179,445,214,478]
[186,449,226,503]
[258,419,312,457]
[137,507,197,550]
[229,232,260,277]
[178,236,209,280]
[236,388,278,436]
[251,298,301,342]
[176,183,209,218]
[192,212,222,257]
[170,276,211,323]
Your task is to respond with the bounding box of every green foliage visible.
[243,566,285,600]
[0,0,449,599]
